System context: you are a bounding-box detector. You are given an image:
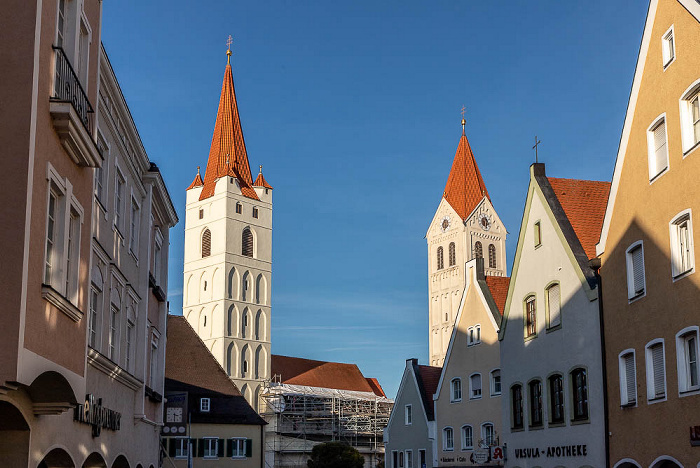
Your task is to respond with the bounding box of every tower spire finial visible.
[533,135,542,164]
[259,164,263,174]
[226,35,233,64]
[460,105,466,135]
[197,166,200,174]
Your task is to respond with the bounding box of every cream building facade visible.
[184,51,273,410]
[428,126,506,366]
[433,258,508,468]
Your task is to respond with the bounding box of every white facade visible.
[184,175,272,409]
[427,197,506,367]
[499,164,605,468]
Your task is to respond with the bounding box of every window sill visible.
[663,56,675,70]
[620,401,637,408]
[683,140,700,158]
[524,334,537,342]
[510,426,525,433]
[546,324,562,334]
[490,393,502,398]
[679,388,700,398]
[548,421,566,428]
[470,396,482,401]
[672,268,695,283]
[94,196,107,215]
[648,166,669,185]
[129,249,139,265]
[41,285,82,322]
[528,424,544,431]
[647,395,666,405]
[450,399,462,404]
[628,291,646,304]
[570,418,591,426]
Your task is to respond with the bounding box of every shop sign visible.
[162,392,188,435]
[690,426,700,446]
[514,444,587,459]
[490,446,505,461]
[74,394,121,437]
[470,450,489,464]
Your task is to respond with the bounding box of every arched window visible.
[450,378,462,402]
[511,384,523,429]
[548,374,564,423]
[448,242,456,267]
[461,425,473,450]
[481,423,495,446]
[241,309,249,338]
[242,227,253,258]
[437,246,444,270]
[442,427,454,451]
[202,228,211,258]
[571,368,589,420]
[488,244,496,268]
[546,283,561,329]
[474,241,483,259]
[469,373,482,399]
[529,379,543,427]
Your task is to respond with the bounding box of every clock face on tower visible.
[441,216,451,232]
[478,213,491,231]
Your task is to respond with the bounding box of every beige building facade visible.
[596,1,700,466]
[427,126,507,367]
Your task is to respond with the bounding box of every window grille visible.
[488,244,496,268]
[202,228,211,258]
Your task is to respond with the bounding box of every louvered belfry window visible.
[242,228,254,258]
[488,244,496,268]
[448,242,456,267]
[202,228,211,258]
[437,246,444,270]
[474,241,483,259]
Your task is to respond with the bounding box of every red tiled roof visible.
[271,355,382,394]
[253,171,273,189]
[485,276,510,315]
[165,315,242,396]
[548,178,611,260]
[415,365,441,421]
[199,60,258,201]
[187,167,204,190]
[365,378,386,397]
[443,132,490,221]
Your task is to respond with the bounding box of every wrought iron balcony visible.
[50,45,100,167]
[51,45,94,133]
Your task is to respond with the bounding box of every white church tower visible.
[183,47,272,409]
[426,118,506,366]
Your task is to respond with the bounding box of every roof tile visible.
[415,365,441,421]
[443,133,490,221]
[485,276,510,315]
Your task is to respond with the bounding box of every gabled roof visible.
[548,177,611,260]
[198,59,258,201]
[442,131,490,221]
[271,355,384,396]
[415,364,441,421]
[485,276,510,315]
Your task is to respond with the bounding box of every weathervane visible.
[226,35,233,63]
[533,135,542,163]
[461,105,466,135]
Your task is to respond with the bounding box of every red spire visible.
[443,132,490,221]
[198,59,258,201]
[187,166,204,190]
[253,165,273,189]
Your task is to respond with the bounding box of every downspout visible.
[590,258,610,468]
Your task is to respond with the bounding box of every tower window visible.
[236,203,242,214]
[448,242,456,267]
[437,246,444,270]
[474,241,483,259]
[253,207,259,219]
[488,244,496,268]
[242,228,254,258]
[202,228,211,258]
[199,209,204,220]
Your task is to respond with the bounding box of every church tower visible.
[426,119,506,366]
[183,46,272,409]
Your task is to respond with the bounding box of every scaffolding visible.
[260,375,394,468]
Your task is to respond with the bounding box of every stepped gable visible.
[443,131,490,221]
[271,354,382,395]
[547,177,611,260]
[198,58,258,201]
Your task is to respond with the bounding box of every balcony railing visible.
[51,45,94,134]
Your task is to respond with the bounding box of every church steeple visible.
[442,129,490,222]
[199,50,257,201]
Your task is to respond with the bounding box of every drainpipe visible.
[589,258,610,468]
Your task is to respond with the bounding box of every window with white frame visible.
[398,451,404,468]
[230,438,246,458]
[670,211,694,277]
[153,228,163,283]
[64,208,80,303]
[108,305,119,361]
[680,81,700,152]
[89,286,99,348]
[490,369,502,396]
[647,116,669,180]
[461,425,473,450]
[404,404,412,425]
[45,186,62,286]
[203,437,218,458]
[200,398,211,412]
[114,170,125,233]
[546,283,561,329]
[150,335,158,388]
[129,197,140,255]
[677,327,700,394]
[626,242,645,299]
[646,340,666,401]
[662,26,675,68]
[470,373,482,399]
[466,325,481,345]
[443,427,454,451]
[481,423,495,447]
[405,450,413,468]
[173,437,189,459]
[125,320,134,372]
[524,296,537,337]
[619,350,637,406]
[451,378,462,402]
[391,451,398,468]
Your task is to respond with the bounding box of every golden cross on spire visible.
[226,35,233,63]
[460,105,467,135]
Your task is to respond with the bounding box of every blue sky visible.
[102,1,648,399]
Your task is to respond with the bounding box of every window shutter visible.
[217,438,225,458]
[548,284,561,327]
[197,439,205,458]
[625,354,636,403]
[651,344,665,398]
[245,438,253,457]
[632,247,644,294]
[167,439,176,458]
[653,121,668,174]
[226,439,233,458]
